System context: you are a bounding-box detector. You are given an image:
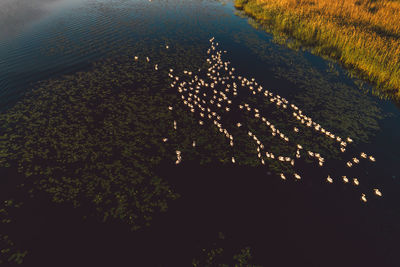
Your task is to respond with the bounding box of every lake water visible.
[1,0,399,266]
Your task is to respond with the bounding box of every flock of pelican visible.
[133,37,383,203]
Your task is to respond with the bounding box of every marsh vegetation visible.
[235,0,400,100]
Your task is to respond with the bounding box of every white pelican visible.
[346,161,353,167]
[326,175,333,183]
[361,193,367,203]
[373,188,382,197]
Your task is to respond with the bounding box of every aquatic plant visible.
[0,35,387,263]
[191,232,262,267]
[0,199,27,265]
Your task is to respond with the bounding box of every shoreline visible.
[234,0,400,101]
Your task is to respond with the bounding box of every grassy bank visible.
[234,0,400,100]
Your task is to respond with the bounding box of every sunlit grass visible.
[235,0,400,100]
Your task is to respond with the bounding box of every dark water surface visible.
[1,0,399,266]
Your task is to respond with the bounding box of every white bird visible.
[373,188,382,197]
[361,193,367,203]
[342,176,349,183]
[327,175,333,183]
[346,161,353,167]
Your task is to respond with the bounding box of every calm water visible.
[1,0,399,266]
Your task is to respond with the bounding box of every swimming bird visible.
[361,193,367,202]
[373,188,382,197]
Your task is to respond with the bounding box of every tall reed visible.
[235,0,400,100]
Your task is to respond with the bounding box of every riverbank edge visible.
[234,0,400,101]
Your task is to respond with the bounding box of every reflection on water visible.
[0,0,399,265]
[0,0,82,41]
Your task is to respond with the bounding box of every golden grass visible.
[235,0,400,99]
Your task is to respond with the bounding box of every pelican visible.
[327,175,333,183]
[280,173,286,180]
[232,157,235,163]
[361,193,367,203]
[346,161,353,167]
[360,152,367,158]
[162,138,168,142]
[369,156,376,162]
[342,176,349,183]
[294,173,301,180]
[373,188,382,197]
[134,56,138,60]
[353,178,359,186]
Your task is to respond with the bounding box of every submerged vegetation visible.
[234,0,400,100]
[0,199,27,265]
[192,232,262,267]
[0,33,387,262]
